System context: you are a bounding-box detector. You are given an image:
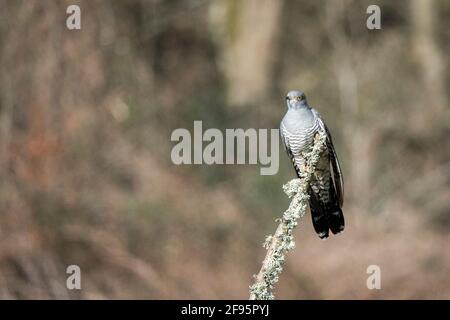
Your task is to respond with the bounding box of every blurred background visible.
[0,0,449,299]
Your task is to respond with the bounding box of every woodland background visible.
[0,0,449,299]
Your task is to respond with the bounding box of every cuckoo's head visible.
[286,90,308,109]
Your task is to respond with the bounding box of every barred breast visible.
[280,108,330,203]
[280,108,320,168]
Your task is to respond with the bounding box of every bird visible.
[280,90,344,239]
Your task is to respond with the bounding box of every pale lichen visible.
[249,129,327,300]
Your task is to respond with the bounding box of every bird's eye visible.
[285,96,289,100]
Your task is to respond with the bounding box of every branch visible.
[249,130,327,300]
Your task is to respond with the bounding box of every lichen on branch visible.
[249,129,327,300]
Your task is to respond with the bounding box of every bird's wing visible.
[313,110,344,207]
[325,123,344,207]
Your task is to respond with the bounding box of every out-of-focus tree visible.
[209,0,282,110]
[411,0,447,129]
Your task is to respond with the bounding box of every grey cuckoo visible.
[280,90,344,239]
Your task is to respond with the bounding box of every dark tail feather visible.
[309,190,329,239]
[328,177,345,234]
[298,166,344,238]
[309,178,345,238]
[328,206,345,235]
